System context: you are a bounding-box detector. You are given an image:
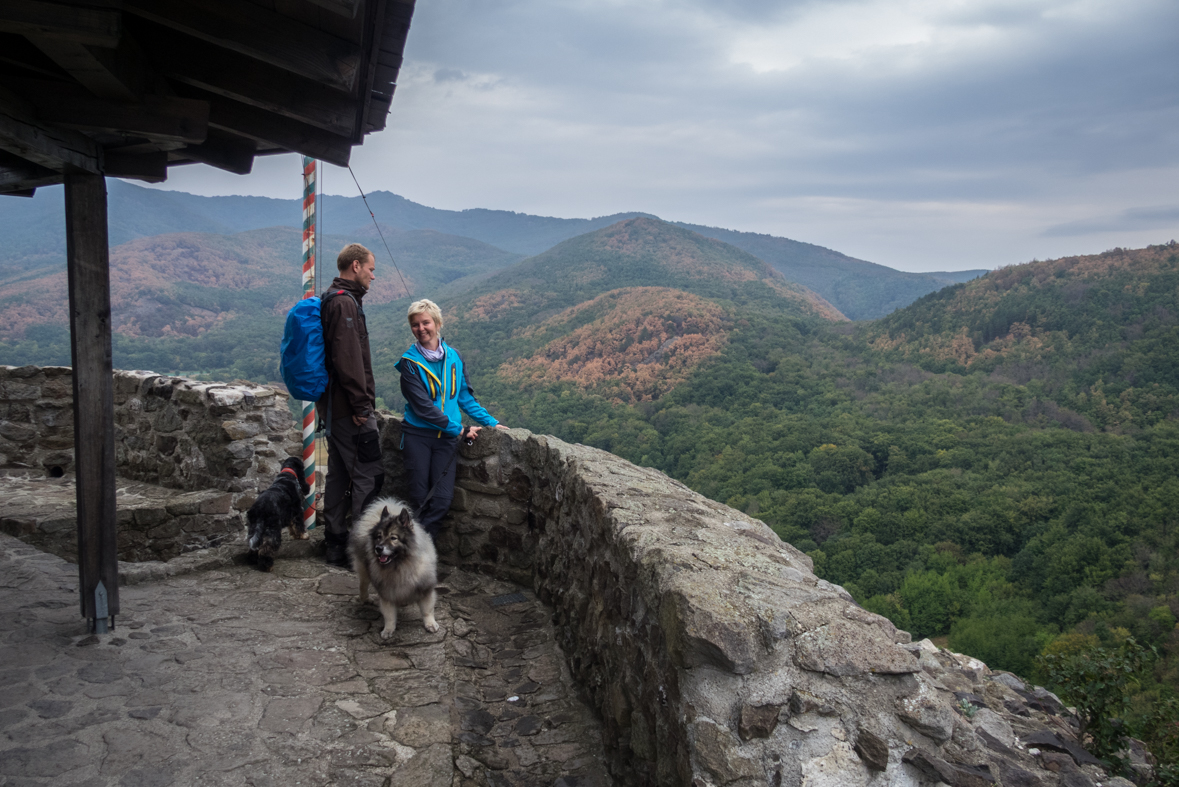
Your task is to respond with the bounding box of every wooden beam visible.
[354,0,386,143]
[0,1,121,47]
[64,170,120,629]
[307,0,361,18]
[365,89,392,133]
[12,79,208,143]
[183,89,352,167]
[142,28,355,136]
[0,160,60,191]
[28,32,151,101]
[125,0,361,93]
[0,32,73,79]
[2,188,37,197]
[178,128,254,175]
[0,86,101,173]
[104,149,168,182]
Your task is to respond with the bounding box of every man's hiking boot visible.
[324,535,351,569]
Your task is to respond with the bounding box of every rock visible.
[853,728,889,771]
[1058,764,1095,787]
[222,420,260,441]
[389,743,453,787]
[990,672,1026,691]
[738,703,780,741]
[388,704,451,747]
[897,697,955,743]
[788,601,919,677]
[902,748,995,786]
[801,741,869,787]
[661,587,758,674]
[998,760,1047,787]
[259,696,322,733]
[972,709,1016,748]
[692,720,762,783]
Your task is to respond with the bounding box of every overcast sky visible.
[151,0,1179,272]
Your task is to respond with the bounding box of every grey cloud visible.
[1042,207,1179,237]
[160,0,1179,270]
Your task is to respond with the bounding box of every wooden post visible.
[64,170,119,631]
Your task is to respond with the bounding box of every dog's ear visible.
[396,508,413,530]
[380,506,390,519]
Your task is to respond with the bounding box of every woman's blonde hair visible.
[407,298,443,330]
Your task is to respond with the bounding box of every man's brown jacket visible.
[318,277,375,422]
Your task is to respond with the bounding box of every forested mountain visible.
[443,242,1179,726]
[410,217,845,405]
[0,180,979,319]
[0,225,522,377]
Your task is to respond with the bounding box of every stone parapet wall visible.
[0,365,301,499]
[0,365,75,473]
[378,416,1102,787]
[0,365,301,563]
[110,369,301,497]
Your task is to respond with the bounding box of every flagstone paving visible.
[0,532,612,786]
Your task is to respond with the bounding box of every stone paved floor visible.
[0,532,612,787]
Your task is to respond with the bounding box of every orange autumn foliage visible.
[499,287,727,404]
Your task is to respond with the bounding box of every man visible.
[319,243,383,567]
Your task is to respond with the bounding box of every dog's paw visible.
[379,626,396,639]
[423,618,439,633]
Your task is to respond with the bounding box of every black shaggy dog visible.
[246,456,310,571]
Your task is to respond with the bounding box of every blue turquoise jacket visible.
[395,341,498,438]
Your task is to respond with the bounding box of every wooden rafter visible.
[0,1,121,48]
[142,28,356,136]
[15,79,209,144]
[184,87,352,167]
[104,149,168,182]
[124,0,362,93]
[28,33,152,101]
[0,86,101,174]
[176,128,256,175]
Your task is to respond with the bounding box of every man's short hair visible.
[337,243,373,272]
[408,299,443,330]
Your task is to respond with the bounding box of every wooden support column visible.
[64,170,119,631]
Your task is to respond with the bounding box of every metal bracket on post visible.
[92,580,112,634]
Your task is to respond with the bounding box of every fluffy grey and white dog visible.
[349,496,439,638]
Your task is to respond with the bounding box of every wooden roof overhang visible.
[0,0,416,195]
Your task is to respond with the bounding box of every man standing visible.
[319,243,383,567]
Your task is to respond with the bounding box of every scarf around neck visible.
[417,342,444,362]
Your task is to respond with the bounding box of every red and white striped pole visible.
[300,156,317,530]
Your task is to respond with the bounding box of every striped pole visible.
[300,156,317,530]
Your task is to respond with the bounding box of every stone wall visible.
[0,365,300,497]
[0,366,301,562]
[109,369,301,498]
[379,416,1110,787]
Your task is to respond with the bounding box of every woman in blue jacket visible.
[395,298,507,540]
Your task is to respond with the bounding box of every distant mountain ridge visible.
[676,223,987,319]
[0,180,983,320]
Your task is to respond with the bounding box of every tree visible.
[1038,636,1153,763]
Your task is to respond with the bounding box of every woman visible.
[395,298,507,540]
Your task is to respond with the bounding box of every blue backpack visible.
[279,289,358,401]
